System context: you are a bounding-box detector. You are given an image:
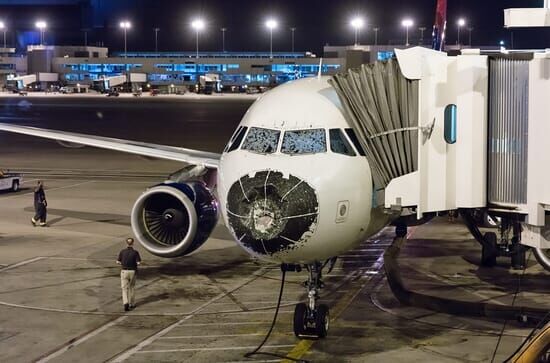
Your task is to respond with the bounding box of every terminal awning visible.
[329,59,419,189]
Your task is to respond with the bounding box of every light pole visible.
[154,28,160,52]
[82,29,90,47]
[468,27,474,46]
[191,19,205,59]
[119,21,131,58]
[457,18,466,46]
[290,27,296,52]
[373,27,379,45]
[401,18,413,46]
[0,22,5,49]
[35,20,47,46]
[419,27,426,45]
[265,19,277,59]
[350,17,364,46]
[221,27,227,52]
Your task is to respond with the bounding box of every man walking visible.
[116,237,141,311]
[31,181,47,227]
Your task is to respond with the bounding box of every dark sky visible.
[1,0,549,53]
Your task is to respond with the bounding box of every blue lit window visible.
[444,104,457,144]
[378,51,395,61]
[155,64,174,71]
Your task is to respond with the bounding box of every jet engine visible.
[131,181,218,257]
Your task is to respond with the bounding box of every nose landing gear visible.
[293,262,330,338]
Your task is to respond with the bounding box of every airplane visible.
[0,0,450,339]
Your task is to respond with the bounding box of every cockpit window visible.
[281,129,326,155]
[225,126,248,153]
[330,129,356,156]
[345,128,367,156]
[241,127,280,154]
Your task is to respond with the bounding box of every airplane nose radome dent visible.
[226,170,319,256]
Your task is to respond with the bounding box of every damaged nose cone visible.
[226,170,319,257]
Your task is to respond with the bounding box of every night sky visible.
[0,0,548,54]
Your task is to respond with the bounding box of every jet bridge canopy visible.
[329,59,419,190]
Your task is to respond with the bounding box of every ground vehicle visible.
[0,171,22,192]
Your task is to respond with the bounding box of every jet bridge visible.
[331,46,550,270]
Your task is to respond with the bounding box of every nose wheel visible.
[293,262,330,338]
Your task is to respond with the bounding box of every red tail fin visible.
[432,0,447,51]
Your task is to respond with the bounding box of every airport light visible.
[0,22,5,48]
[401,18,413,46]
[350,17,365,46]
[457,18,466,46]
[265,18,277,59]
[191,19,205,59]
[468,27,474,46]
[373,27,380,45]
[119,21,131,58]
[154,27,160,52]
[290,27,296,52]
[35,20,47,45]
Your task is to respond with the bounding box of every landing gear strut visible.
[293,262,330,338]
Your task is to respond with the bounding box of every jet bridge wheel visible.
[481,232,498,267]
[11,180,19,192]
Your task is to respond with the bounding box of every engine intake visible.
[131,182,218,257]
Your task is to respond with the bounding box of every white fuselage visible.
[217,77,379,264]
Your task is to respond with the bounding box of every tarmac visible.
[0,96,548,362]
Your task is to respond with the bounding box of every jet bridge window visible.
[329,129,356,156]
[344,128,367,156]
[241,127,280,154]
[444,104,457,144]
[225,126,248,153]
[281,129,326,155]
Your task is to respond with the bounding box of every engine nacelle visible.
[131,182,218,257]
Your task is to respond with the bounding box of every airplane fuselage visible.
[218,77,380,264]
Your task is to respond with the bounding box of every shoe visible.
[129,304,135,310]
[39,222,47,227]
[124,304,129,311]
[31,218,37,226]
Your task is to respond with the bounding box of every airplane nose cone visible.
[226,170,319,257]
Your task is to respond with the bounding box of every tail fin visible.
[432,0,447,51]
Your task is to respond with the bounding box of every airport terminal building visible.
[0,44,407,91]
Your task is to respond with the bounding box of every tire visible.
[481,232,498,267]
[293,303,308,337]
[11,180,19,192]
[511,245,527,270]
[533,248,550,272]
[315,304,330,338]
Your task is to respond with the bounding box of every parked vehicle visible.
[0,170,22,192]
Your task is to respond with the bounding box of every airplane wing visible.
[0,123,220,169]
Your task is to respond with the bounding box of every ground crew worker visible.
[116,237,141,311]
[31,181,47,227]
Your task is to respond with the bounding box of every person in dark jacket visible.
[117,238,142,311]
[31,181,47,227]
